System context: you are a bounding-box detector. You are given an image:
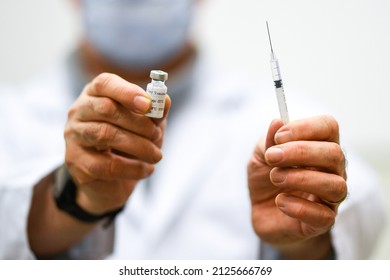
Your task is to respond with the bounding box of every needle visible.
[266,21,290,124]
[266,21,274,54]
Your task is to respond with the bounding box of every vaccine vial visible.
[145,70,168,119]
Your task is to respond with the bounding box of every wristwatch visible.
[53,165,123,225]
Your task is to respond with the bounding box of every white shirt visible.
[0,51,386,259]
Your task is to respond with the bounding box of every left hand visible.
[247,115,347,259]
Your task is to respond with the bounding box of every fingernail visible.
[275,131,293,144]
[275,193,295,210]
[265,147,284,164]
[270,169,287,184]
[275,193,286,209]
[133,95,151,113]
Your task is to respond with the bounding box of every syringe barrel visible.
[270,54,282,82]
[275,86,289,124]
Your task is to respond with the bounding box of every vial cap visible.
[150,70,168,82]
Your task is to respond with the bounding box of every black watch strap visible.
[53,165,123,226]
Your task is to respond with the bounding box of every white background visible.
[1,260,389,279]
[0,0,389,259]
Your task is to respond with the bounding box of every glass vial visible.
[145,70,168,119]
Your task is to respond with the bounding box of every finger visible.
[70,121,163,164]
[66,146,155,183]
[276,193,336,231]
[265,141,346,176]
[152,119,167,148]
[86,73,152,114]
[270,167,348,205]
[75,96,161,141]
[274,115,340,144]
[248,119,284,178]
[265,119,284,150]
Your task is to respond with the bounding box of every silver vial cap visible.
[150,70,168,82]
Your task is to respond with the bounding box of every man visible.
[0,0,385,259]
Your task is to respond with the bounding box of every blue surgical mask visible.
[81,0,194,69]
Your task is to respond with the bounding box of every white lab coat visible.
[0,51,386,259]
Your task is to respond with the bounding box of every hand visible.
[247,115,347,259]
[64,73,171,215]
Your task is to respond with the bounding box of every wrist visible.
[53,165,124,226]
[75,188,122,216]
[275,233,334,260]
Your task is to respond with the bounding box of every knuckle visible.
[71,172,90,186]
[108,156,129,179]
[326,143,344,168]
[146,148,160,164]
[67,103,78,120]
[64,123,73,140]
[323,115,339,137]
[112,107,124,122]
[333,144,345,169]
[308,209,335,231]
[109,157,152,180]
[95,97,118,119]
[67,161,101,185]
[296,203,308,218]
[83,123,115,146]
[133,162,152,179]
[331,143,343,158]
[147,124,160,141]
[322,211,336,227]
[96,73,130,103]
[115,84,130,101]
[64,151,76,170]
[295,170,309,186]
[134,116,157,139]
[153,148,163,163]
[295,142,308,159]
[107,157,118,178]
[87,161,106,178]
[82,125,100,143]
[302,226,318,237]
[333,176,347,200]
[93,72,113,93]
[138,140,162,164]
[99,123,118,145]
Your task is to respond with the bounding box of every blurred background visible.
[0,0,389,258]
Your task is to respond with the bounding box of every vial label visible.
[145,84,166,118]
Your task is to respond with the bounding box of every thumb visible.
[265,119,284,150]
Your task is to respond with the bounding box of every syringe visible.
[266,21,290,124]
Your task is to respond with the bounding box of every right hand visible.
[64,73,171,215]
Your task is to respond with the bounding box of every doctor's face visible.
[76,0,196,69]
